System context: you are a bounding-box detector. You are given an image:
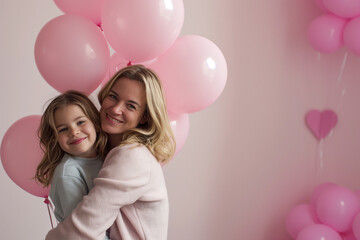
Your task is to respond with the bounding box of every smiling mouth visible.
[106,113,123,124]
[70,137,86,145]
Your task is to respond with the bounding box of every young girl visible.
[35,91,108,236]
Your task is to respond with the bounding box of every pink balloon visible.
[34,15,110,95]
[150,35,228,114]
[101,0,184,62]
[307,14,347,53]
[315,185,360,232]
[107,54,157,79]
[311,182,338,205]
[54,0,106,25]
[101,54,157,87]
[0,116,49,198]
[344,17,360,56]
[315,0,329,12]
[296,224,342,240]
[100,53,130,87]
[286,204,319,239]
[323,0,360,18]
[354,189,360,201]
[168,111,189,156]
[342,230,357,240]
[109,54,130,78]
[353,212,360,240]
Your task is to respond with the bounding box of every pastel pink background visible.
[1,0,360,239]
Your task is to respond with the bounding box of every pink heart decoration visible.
[306,109,338,140]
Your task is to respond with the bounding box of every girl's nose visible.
[70,127,80,136]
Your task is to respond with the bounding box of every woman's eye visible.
[127,104,136,110]
[108,94,117,100]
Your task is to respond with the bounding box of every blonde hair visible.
[98,65,175,163]
[35,90,107,187]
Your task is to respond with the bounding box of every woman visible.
[46,65,176,240]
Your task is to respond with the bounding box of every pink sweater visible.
[45,144,169,240]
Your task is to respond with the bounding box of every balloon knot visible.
[127,61,132,66]
[44,196,50,205]
[97,24,103,31]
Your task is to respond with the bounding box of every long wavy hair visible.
[98,64,176,163]
[35,90,107,187]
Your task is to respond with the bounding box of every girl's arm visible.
[46,144,152,240]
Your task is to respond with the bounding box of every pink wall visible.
[1,0,360,239]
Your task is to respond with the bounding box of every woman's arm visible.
[46,144,152,240]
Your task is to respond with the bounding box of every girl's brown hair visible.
[35,90,107,187]
[98,65,176,163]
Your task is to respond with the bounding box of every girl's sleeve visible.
[45,145,152,240]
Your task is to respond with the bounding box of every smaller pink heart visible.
[306,109,338,140]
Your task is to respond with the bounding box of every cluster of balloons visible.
[308,0,360,55]
[1,0,227,198]
[286,182,360,240]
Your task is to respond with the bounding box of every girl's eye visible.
[77,120,86,126]
[58,128,67,133]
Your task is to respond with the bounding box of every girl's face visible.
[54,104,97,158]
[100,77,147,145]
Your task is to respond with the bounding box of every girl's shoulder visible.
[54,154,102,177]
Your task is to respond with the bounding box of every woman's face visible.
[100,77,147,144]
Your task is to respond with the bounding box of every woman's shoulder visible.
[104,143,155,167]
[101,143,154,180]
[109,143,151,157]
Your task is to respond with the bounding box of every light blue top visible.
[50,154,103,222]
[50,154,111,239]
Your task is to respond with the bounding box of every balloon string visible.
[319,139,323,173]
[336,51,348,86]
[317,52,321,62]
[335,51,348,112]
[315,139,324,183]
[44,196,55,229]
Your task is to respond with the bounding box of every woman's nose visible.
[110,102,124,115]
